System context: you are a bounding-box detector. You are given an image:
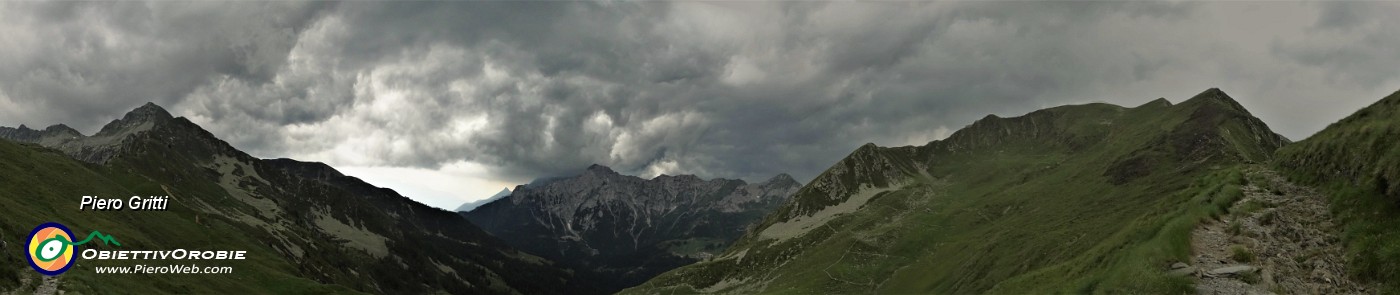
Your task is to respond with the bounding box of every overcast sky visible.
[2,1,1397,210]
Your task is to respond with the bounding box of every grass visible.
[988,167,1245,294]
[1235,199,1268,215]
[1231,245,1255,262]
[1259,210,1277,226]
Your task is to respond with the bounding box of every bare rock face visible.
[463,165,801,293]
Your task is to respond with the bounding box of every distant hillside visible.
[628,88,1288,294]
[0,103,581,294]
[1275,90,1400,292]
[456,188,511,212]
[464,165,801,293]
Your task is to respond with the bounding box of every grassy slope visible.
[0,140,353,294]
[1274,90,1400,293]
[627,89,1283,294]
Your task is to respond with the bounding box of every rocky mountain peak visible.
[95,102,173,136]
[1181,88,1249,113]
[584,163,618,175]
[656,173,703,182]
[133,101,173,117]
[1138,97,1173,108]
[43,124,82,136]
[765,173,797,186]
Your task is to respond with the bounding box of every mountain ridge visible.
[629,88,1288,294]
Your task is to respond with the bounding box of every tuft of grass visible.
[1236,200,1266,215]
[1239,269,1262,284]
[1228,220,1243,236]
[1231,245,1255,262]
[1259,210,1277,226]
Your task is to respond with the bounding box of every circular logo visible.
[26,222,76,276]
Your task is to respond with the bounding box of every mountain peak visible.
[43,124,82,137]
[1138,97,1172,108]
[766,173,795,183]
[763,173,800,187]
[94,102,174,137]
[1182,88,1247,112]
[129,102,174,120]
[585,164,617,175]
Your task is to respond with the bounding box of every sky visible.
[1,1,1398,210]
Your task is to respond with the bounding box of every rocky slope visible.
[628,88,1289,294]
[0,103,581,294]
[463,165,801,293]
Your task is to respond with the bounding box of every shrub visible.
[1259,211,1276,226]
[1228,220,1243,236]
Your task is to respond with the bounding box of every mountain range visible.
[463,165,801,293]
[4,87,1400,294]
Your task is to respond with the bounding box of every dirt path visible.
[5,272,60,295]
[33,275,58,295]
[1188,168,1373,294]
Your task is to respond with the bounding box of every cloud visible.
[0,2,332,131]
[2,1,1398,192]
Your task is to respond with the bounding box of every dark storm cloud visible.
[1,1,1397,184]
[0,2,333,131]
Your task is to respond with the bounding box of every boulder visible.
[1208,265,1259,277]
